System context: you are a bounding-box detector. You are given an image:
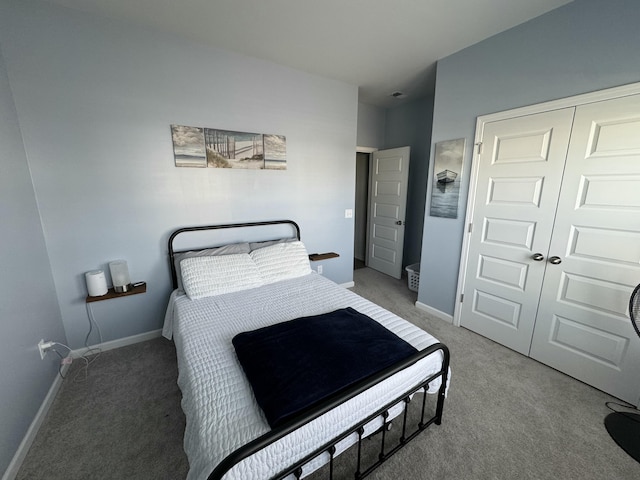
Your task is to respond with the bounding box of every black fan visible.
[604,283,640,462]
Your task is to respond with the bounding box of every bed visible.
[162,220,450,480]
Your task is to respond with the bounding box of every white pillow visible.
[173,242,251,291]
[250,240,312,284]
[180,253,264,300]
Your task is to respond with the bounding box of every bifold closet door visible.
[529,94,640,404]
[459,108,575,355]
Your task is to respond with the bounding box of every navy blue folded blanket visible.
[232,307,418,428]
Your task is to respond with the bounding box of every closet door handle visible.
[531,253,545,261]
[548,256,562,265]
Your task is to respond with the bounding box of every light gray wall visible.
[385,97,434,267]
[0,0,358,350]
[0,42,66,475]
[420,0,640,315]
[357,102,386,148]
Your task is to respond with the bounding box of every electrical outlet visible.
[345,209,353,218]
[317,265,323,275]
[38,339,47,360]
[38,339,54,360]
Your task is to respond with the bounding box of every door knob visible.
[395,220,405,225]
[531,253,545,261]
[548,256,562,265]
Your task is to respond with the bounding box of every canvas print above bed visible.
[171,124,287,170]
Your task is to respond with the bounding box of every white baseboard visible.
[3,329,163,480]
[415,301,454,324]
[340,281,355,288]
[70,329,163,358]
[2,363,70,480]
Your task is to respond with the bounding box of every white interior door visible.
[366,146,410,279]
[459,109,575,354]
[530,94,640,404]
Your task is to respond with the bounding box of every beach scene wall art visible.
[429,138,465,219]
[171,125,287,170]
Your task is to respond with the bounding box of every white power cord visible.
[41,305,104,381]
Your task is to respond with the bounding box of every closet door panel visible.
[459,108,575,354]
[530,94,640,404]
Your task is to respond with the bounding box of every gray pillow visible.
[249,237,297,251]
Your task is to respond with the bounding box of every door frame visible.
[454,81,640,327]
[356,146,377,267]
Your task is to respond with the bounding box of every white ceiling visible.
[43,0,573,108]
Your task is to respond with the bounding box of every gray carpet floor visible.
[16,267,640,479]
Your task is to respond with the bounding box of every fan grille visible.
[630,283,640,338]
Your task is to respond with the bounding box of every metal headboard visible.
[168,220,301,289]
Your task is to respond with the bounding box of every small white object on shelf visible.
[85,270,108,297]
[109,260,132,293]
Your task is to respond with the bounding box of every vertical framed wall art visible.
[429,138,466,219]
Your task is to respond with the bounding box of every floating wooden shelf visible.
[308,252,339,261]
[86,282,147,303]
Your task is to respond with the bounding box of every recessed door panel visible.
[559,273,630,318]
[473,290,521,328]
[371,243,396,263]
[587,117,640,157]
[577,174,640,209]
[376,155,403,173]
[493,130,552,164]
[373,203,400,220]
[568,226,640,266]
[375,181,401,197]
[488,177,543,206]
[483,218,536,250]
[372,224,398,242]
[478,255,528,291]
[549,315,628,368]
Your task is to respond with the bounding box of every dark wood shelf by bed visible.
[86,282,146,303]
[308,252,339,261]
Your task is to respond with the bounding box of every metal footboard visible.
[208,342,450,480]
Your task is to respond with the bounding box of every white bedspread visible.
[164,272,447,480]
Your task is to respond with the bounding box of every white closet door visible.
[459,108,575,354]
[530,94,640,404]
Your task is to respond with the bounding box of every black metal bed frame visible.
[167,220,450,480]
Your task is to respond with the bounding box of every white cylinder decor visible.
[85,270,108,297]
[109,260,132,293]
